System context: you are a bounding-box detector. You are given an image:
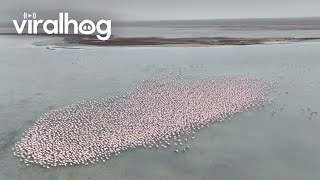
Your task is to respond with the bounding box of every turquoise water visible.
[0,36,320,180]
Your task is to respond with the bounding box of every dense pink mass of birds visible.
[13,74,278,168]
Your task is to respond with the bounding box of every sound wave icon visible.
[23,12,36,19]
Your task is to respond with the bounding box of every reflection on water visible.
[0,36,320,180]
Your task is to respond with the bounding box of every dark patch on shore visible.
[46,47,58,51]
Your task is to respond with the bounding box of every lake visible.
[0,36,320,180]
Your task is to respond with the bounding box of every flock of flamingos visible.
[12,74,279,168]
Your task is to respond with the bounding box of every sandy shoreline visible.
[51,36,320,47]
[2,34,320,47]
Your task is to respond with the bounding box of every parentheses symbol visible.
[33,12,36,19]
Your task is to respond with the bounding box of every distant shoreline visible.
[50,35,320,47]
[1,34,320,47]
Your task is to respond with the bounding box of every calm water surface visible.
[0,36,320,180]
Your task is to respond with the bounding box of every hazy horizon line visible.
[1,16,320,24]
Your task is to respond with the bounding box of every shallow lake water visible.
[0,36,320,180]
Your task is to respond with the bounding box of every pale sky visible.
[1,0,320,21]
